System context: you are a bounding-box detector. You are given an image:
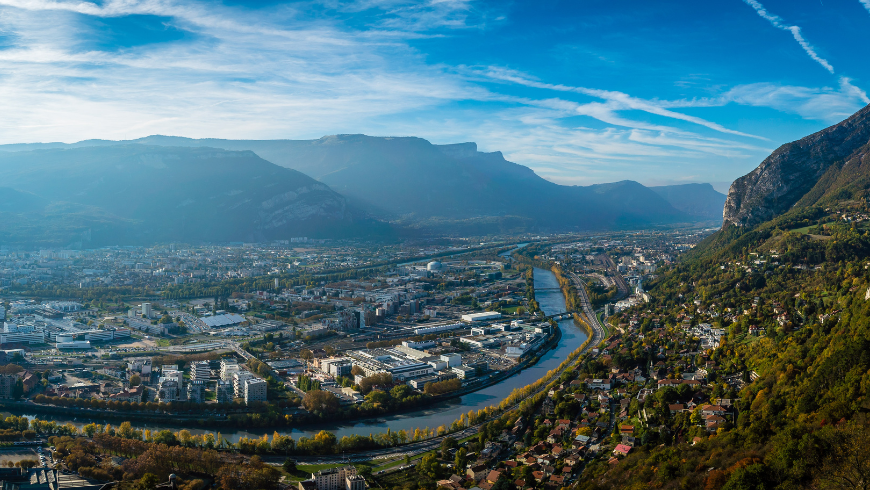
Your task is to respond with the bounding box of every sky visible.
[1,1,869,191]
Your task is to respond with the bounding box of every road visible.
[265,314,605,466]
[568,271,606,348]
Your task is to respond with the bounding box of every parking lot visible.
[0,448,40,466]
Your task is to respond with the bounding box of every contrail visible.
[742,0,834,74]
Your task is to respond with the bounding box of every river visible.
[19,265,585,442]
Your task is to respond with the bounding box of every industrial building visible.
[345,348,434,381]
[413,322,463,335]
[460,312,502,323]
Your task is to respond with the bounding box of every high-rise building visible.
[220,358,240,381]
[158,379,180,402]
[217,380,234,403]
[0,374,17,400]
[311,466,358,490]
[233,371,255,397]
[243,378,267,404]
[346,475,366,490]
[141,303,152,319]
[191,361,211,381]
[187,381,206,403]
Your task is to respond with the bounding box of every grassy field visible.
[789,225,814,234]
[374,467,431,490]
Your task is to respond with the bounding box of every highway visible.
[568,271,606,349]
[267,276,610,467]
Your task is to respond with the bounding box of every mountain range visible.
[0,135,726,246]
[0,145,370,247]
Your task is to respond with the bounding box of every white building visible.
[191,361,211,382]
[413,322,463,335]
[158,379,180,402]
[128,358,152,376]
[346,475,367,490]
[220,358,240,381]
[233,371,255,397]
[1,331,45,345]
[141,303,152,319]
[461,312,502,323]
[244,378,267,404]
[56,340,91,350]
[311,466,358,490]
[440,353,462,368]
[187,381,206,403]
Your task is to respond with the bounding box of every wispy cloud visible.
[663,79,869,121]
[480,67,765,139]
[861,0,870,14]
[0,0,861,188]
[742,0,834,74]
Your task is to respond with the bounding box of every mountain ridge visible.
[0,134,726,231]
[0,145,373,246]
[723,103,870,227]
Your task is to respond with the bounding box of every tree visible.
[129,374,141,387]
[302,390,340,414]
[418,453,443,480]
[137,473,160,490]
[283,458,297,473]
[12,379,23,399]
[454,447,468,470]
[153,430,178,446]
[812,421,870,490]
[441,436,457,460]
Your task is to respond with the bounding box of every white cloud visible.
[0,0,854,188]
[663,80,869,121]
[479,67,765,139]
[861,0,870,14]
[742,0,834,74]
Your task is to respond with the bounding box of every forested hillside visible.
[576,204,870,489]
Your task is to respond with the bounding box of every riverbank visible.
[5,327,565,431]
[9,267,585,443]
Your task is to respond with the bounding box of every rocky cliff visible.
[723,104,870,227]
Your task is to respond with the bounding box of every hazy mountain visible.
[724,103,870,227]
[29,134,712,231]
[0,187,47,213]
[0,145,370,246]
[650,183,727,221]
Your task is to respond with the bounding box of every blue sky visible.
[1,0,869,191]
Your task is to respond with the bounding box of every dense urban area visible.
[0,228,722,489]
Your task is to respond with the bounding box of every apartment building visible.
[243,378,267,404]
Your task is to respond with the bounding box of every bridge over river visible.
[17,267,587,444]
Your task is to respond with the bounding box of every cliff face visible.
[723,104,870,227]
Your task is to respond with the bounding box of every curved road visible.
[273,273,609,467]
